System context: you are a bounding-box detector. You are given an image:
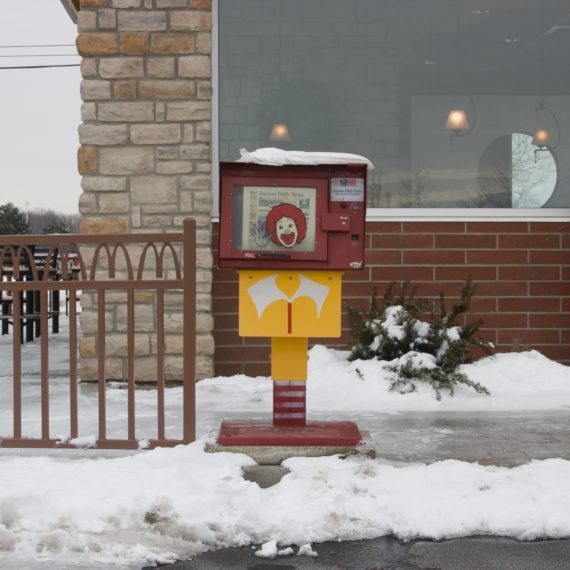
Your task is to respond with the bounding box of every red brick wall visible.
[212,221,570,376]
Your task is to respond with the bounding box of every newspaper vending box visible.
[217,160,368,446]
[218,162,367,270]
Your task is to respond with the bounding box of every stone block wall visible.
[76,0,214,381]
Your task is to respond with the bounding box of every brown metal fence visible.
[0,218,196,449]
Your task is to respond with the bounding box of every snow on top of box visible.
[237,147,375,170]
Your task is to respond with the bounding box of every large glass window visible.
[218,0,570,210]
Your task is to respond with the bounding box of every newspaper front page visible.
[241,186,317,252]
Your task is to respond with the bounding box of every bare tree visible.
[400,168,433,207]
[477,133,556,208]
[367,167,384,208]
[28,208,80,234]
[511,134,555,208]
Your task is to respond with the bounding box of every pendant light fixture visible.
[531,1,560,161]
[268,0,291,145]
[531,128,549,147]
[269,122,291,141]
[445,96,477,145]
[444,8,475,142]
[445,108,470,132]
[532,98,560,161]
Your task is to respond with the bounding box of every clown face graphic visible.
[266,203,307,249]
[275,216,298,248]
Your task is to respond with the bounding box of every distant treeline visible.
[28,207,80,234]
[0,202,80,235]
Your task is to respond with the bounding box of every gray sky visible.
[0,0,81,214]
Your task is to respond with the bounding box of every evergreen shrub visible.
[347,280,494,400]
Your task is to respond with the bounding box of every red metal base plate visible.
[217,420,362,446]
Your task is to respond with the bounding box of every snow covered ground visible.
[0,316,570,568]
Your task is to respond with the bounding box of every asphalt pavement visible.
[154,536,570,570]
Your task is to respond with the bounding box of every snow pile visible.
[193,347,570,415]
[1,444,570,566]
[0,444,255,566]
[297,543,318,557]
[376,305,406,343]
[193,347,570,431]
[255,540,315,559]
[254,540,277,558]
[237,147,375,170]
[0,337,570,566]
[306,347,570,412]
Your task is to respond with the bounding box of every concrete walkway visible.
[357,410,570,467]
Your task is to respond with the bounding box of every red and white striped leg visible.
[273,381,306,426]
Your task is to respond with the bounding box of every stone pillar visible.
[76,0,214,381]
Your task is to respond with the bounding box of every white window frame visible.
[211,0,569,223]
[212,0,220,219]
[365,208,570,222]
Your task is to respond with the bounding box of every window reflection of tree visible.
[477,134,512,207]
[367,167,384,208]
[477,133,557,208]
[400,168,434,207]
[512,134,557,208]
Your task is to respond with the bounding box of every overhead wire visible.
[0,43,79,67]
[0,54,79,58]
[0,42,80,69]
[0,64,80,70]
[0,44,76,49]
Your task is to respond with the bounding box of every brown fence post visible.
[183,218,197,443]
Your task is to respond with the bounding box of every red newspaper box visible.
[216,157,369,446]
[218,162,367,270]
